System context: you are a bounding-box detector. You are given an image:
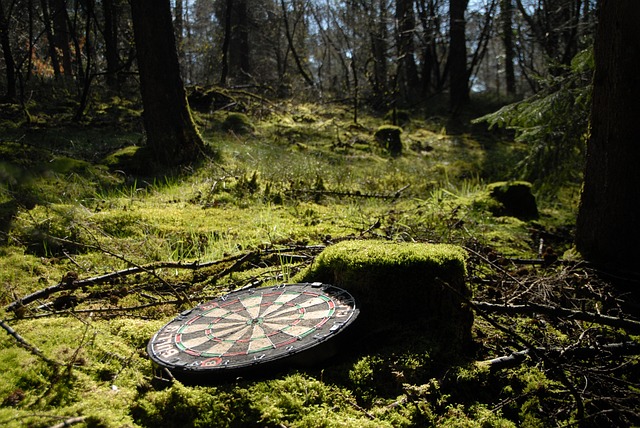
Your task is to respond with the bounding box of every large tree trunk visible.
[130,0,205,167]
[576,1,640,274]
[448,0,469,113]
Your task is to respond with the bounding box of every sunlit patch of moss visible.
[132,382,238,427]
[0,316,155,427]
[437,404,516,427]
[247,372,391,427]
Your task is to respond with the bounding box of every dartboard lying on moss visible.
[147,282,359,380]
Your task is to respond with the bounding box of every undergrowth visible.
[1,96,637,427]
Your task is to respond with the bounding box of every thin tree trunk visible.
[501,0,515,96]
[50,0,73,77]
[40,0,61,78]
[219,0,233,86]
[174,0,184,64]
[576,1,640,274]
[280,0,314,87]
[74,0,93,121]
[0,1,17,100]
[396,0,420,102]
[102,0,119,88]
[448,0,469,113]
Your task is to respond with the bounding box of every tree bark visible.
[50,0,73,77]
[219,0,233,86]
[0,0,16,100]
[40,0,61,78]
[102,0,119,88]
[396,0,420,103]
[225,0,252,84]
[448,0,469,113]
[280,0,314,87]
[576,1,640,274]
[130,0,205,167]
[501,0,515,96]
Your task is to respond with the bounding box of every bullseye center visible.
[247,317,263,325]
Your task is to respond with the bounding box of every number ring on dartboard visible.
[147,282,359,379]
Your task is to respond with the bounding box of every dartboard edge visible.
[147,282,359,380]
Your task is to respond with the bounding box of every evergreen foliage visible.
[473,49,594,189]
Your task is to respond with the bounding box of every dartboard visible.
[147,282,358,379]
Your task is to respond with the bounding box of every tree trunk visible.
[50,0,73,77]
[576,1,640,274]
[448,0,469,113]
[174,0,184,64]
[501,0,515,96]
[280,0,314,87]
[130,0,205,167]
[102,0,119,89]
[369,0,388,106]
[396,0,420,103]
[227,0,251,84]
[219,0,233,86]
[0,1,16,100]
[40,0,61,78]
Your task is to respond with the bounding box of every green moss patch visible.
[222,112,254,134]
[100,145,153,175]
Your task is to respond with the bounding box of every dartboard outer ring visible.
[147,282,359,380]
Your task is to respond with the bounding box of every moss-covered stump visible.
[295,240,473,354]
[374,125,403,156]
[222,112,254,134]
[486,181,538,220]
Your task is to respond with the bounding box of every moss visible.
[294,240,473,353]
[133,382,235,427]
[222,112,254,134]
[47,157,92,174]
[374,125,403,155]
[437,404,516,427]
[247,373,391,427]
[100,145,153,175]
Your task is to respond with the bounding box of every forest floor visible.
[0,93,639,427]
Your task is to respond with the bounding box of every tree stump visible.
[294,240,473,354]
[487,181,538,220]
[374,125,403,156]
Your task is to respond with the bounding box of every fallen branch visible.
[479,341,640,370]
[471,301,640,333]
[288,184,410,200]
[5,250,288,312]
[0,319,61,369]
[47,416,86,428]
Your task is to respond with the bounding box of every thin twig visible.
[471,301,640,333]
[47,416,87,428]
